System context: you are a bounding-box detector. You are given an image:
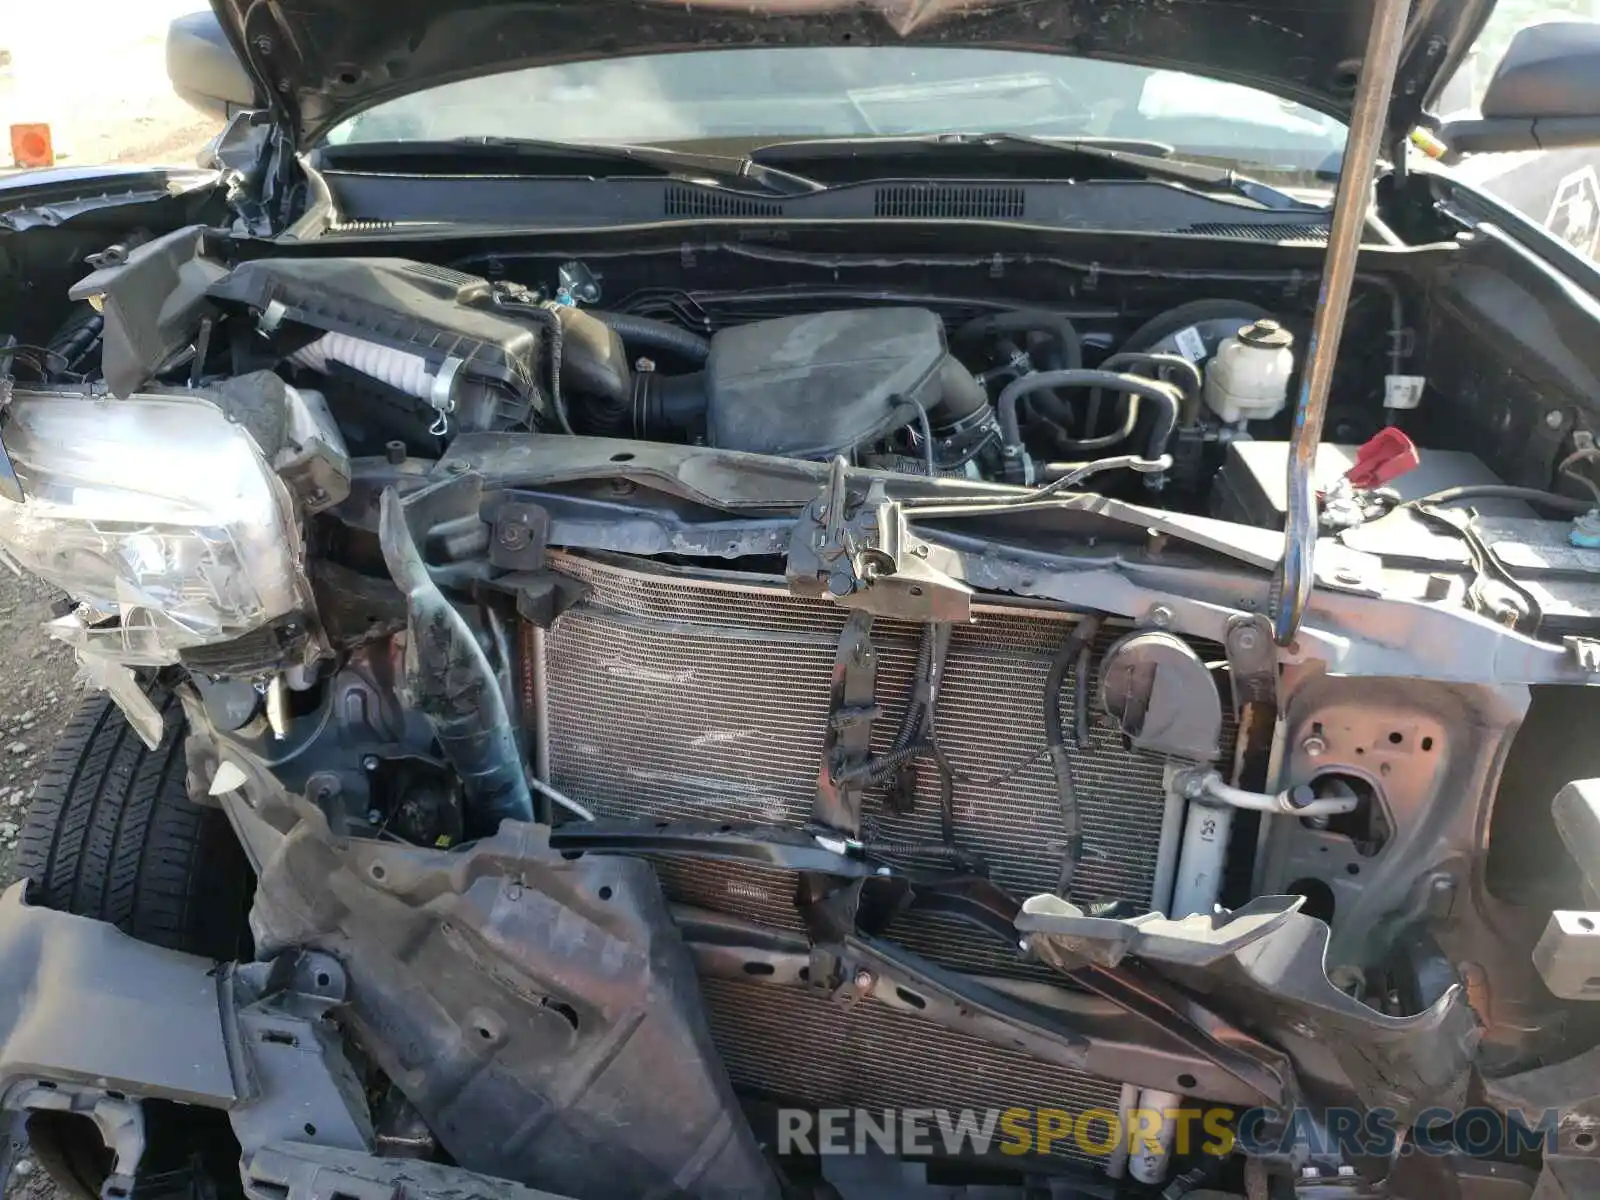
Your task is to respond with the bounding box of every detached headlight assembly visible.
[0,390,311,667]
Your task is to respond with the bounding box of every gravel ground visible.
[2,6,211,1194]
[1,0,214,169]
[0,572,84,1200]
[0,571,81,891]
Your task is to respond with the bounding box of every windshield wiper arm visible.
[751,132,1318,211]
[418,136,825,197]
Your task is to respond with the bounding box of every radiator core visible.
[538,551,1226,1156]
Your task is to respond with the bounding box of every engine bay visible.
[5,220,1600,1200]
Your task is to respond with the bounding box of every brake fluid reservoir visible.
[1203,319,1294,424]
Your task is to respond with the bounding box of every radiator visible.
[700,977,1122,1168]
[537,551,1227,1153]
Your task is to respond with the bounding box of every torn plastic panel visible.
[245,814,779,1200]
[0,884,373,1176]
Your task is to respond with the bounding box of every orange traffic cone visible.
[10,124,54,169]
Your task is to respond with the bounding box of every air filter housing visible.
[704,308,946,458]
[209,258,551,424]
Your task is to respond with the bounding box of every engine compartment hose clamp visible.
[428,355,465,436]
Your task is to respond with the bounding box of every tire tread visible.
[16,684,248,959]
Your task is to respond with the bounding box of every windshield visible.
[327,48,1346,174]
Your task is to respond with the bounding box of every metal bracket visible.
[480,493,552,572]
[816,611,879,835]
[426,356,464,437]
[1533,912,1600,1000]
[1019,892,1479,1121]
[1567,636,1600,673]
[1224,613,1278,719]
[548,817,884,876]
[787,457,971,622]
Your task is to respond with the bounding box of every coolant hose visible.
[588,310,712,366]
[953,309,1084,370]
[997,369,1180,466]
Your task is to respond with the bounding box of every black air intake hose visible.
[934,357,988,428]
[588,310,712,366]
[953,309,1084,370]
[633,370,708,439]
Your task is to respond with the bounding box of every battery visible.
[1211,439,1524,528]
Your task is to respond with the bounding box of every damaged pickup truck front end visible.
[7,0,1600,1197]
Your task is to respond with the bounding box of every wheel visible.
[17,683,251,959]
[16,683,252,1200]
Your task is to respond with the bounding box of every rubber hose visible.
[997,369,1179,464]
[636,371,708,438]
[1059,352,1201,452]
[1045,615,1102,896]
[46,309,104,375]
[986,335,1081,450]
[935,357,989,427]
[1403,484,1594,515]
[953,309,1084,370]
[588,310,712,366]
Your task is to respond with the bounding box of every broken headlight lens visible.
[0,391,307,665]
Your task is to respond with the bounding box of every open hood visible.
[214,0,1490,149]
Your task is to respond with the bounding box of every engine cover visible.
[703,308,946,457]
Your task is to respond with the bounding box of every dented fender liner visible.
[248,817,780,1200]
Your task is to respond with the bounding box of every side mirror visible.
[166,10,259,121]
[1439,22,1600,154]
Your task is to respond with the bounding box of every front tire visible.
[17,683,251,958]
[16,683,252,1200]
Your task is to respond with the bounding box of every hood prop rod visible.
[1273,0,1411,646]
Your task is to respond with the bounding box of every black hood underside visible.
[215,0,1489,148]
